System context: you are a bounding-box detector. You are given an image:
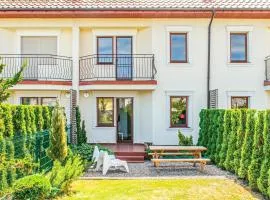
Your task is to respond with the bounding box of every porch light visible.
[65,92,71,98]
[83,92,89,98]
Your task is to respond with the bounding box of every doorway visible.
[116,98,133,143]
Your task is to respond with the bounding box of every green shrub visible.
[13,174,51,200]
[224,109,240,172]
[1,104,14,138]
[208,110,219,161]
[198,109,209,146]
[214,110,225,165]
[218,110,232,168]
[29,106,37,134]
[76,107,87,145]
[239,109,256,179]
[47,102,68,162]
[72,144,94,162]
[178,130,193,146]
[35,106,44,131]
[42,106,51,130]
[257,110,270,195]
[0,165,8,191]
[234,109,247,175]
[48,154,84,196]
[248,111,265,189]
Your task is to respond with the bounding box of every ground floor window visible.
[170,96,188,128]
[21,97,57,106]
[97,97,114,127]
[231,96,249,109]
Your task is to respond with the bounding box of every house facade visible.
[1,1,270,145]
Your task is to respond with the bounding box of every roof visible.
[0,0,270,11]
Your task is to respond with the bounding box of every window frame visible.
[96,97,115,127]
[170,96,188,128]
[40,97,57,106]
[97,36,114,65]
[170,33,188,63]
[230,33,248,63]
[231,96,249,109]
[21,97,39,105]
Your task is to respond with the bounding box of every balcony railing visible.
[79,54,156,81]
[266,56,270,81]
[0,54,72,81]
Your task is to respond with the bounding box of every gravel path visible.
[83,161,234,178]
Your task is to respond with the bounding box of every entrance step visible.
[116,155,145,163]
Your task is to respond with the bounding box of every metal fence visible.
[0,54,72,81]
[79,54,157,81]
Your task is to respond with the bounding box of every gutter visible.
[207,9,215,109]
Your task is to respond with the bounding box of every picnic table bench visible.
[148,146,210,171]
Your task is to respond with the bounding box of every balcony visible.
[0,54,72,82]
[265,56,270,87]
[79,54,156,82]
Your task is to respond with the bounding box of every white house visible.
[1,0,270,146]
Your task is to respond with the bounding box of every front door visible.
[116,98,133,143]
[116,37,133,80]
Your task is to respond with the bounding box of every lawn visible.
[58,178,259,200]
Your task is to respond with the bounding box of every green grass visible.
[58,178,259,200]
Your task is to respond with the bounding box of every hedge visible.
[198,109,270,198]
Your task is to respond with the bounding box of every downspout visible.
[207,9,215,109]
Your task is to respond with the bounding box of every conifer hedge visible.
[198,109,270,198]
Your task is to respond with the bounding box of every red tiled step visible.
[115,151,145,156]
[116,155,145,163]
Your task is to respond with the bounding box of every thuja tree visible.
[239,109,256,179]
[47,102,68,162]
[215,109,225,164]
[0,107,7,191]
[218,110,232,168]
[257,110,270,195]
[0,59,26,103]
[224,109,241,172]
[13,105,27,158]
[248,111,265,189]
[76,107,87,145]
[35,106,44,132]
[208,110,219,161]
[29,106,37,134]
[197,109,209,146]
[42,106,51,130]
[234,109,247,175]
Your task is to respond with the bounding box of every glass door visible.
[116,98,133,143]
[116,37,133,80]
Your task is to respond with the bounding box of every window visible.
[230,33,247,63]
[41,97,57,106]
[97,37,113,64]
[231,96,249,109]
[170,33,187,63]
[170,96,188,127]
[21,97,39,105]
[97,97,114,127]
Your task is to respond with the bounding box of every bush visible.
[208,110,219,161]
[29,106,37,134]
[239,109,256,179]
[218,110,232,168]
[72,144,94,163]
[35,106,44,132]
[257,110,270,195]
[76,107,87,145]
[13,174,51,200]
[178,130,193,146]
[42,106,51,130]
[214,110,225,165]
[248,111,265,189]
[48,154,84,197]
[234,109,247,175]
[224,109,240,172]
[198,109,209,146]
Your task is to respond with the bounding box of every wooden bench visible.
[151,158,211,170]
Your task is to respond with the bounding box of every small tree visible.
[29,107,37,134]
[35,106,44,132]
[47,102,68,162]
[248,111,265,189]
[42,106,51,130]
[239,109,256,179]
[76,107,87,145]
[218,110,232,168]
[215,110,225,164]
[257,110,270,195]
[178,130,193,146]
[0,59,26,103]
[224,109,240,172]
[208,110,219,161]
[80,120,87,144]
[198,109,210,147]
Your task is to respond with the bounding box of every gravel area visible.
[83,161,234,178]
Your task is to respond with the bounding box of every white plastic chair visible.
[92,145,100,163]
[102,151,129,175]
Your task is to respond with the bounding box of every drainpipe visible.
[207,9,215,109]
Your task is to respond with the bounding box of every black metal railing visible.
[265,56,270,81]
[79,54,156,81]
[0,54,72,81]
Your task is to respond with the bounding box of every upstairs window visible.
[170,96,188,127]
[231,96,249,109]
[170,33,187,63]
[97,97,114,127]
[21,97,38,105]
[230,33,247,63]
[97,37,113,64]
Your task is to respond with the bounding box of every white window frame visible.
[16,30,60,55]
[165,90,194,131]
[226,26,253,67]
[226,91,255,108]
[166,26,192,67]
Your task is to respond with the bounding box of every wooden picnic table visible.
[148,146,209,170]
